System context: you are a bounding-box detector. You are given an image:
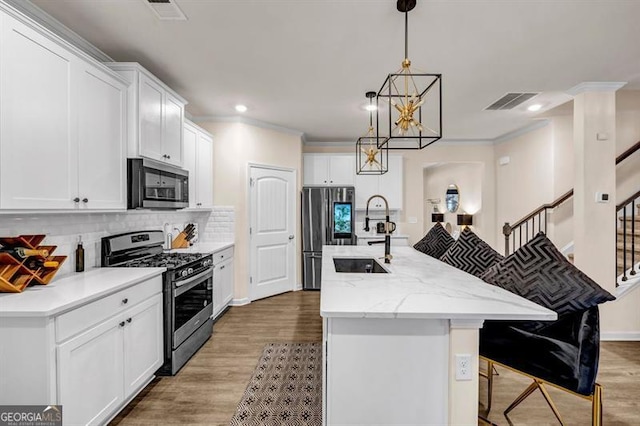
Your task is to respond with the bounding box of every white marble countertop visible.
[356,233,410,239]
[0,267,165,318]
[167,241,234,254]
[320,246,556,321]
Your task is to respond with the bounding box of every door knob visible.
[288,235,295,240]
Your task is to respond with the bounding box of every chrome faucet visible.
[364,194,392,264]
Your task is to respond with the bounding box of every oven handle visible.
[173,268,213,297]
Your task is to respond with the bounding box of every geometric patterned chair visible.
[478,233,615,426]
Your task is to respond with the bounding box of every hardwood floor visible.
[111,291,640,425]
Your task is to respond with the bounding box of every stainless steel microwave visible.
[127,158,189,209]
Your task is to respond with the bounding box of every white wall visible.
[423,162,484,237]
[199,120,303,302]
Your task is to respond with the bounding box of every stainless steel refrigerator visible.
[302,186,356,290]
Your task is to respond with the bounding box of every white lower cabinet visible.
[212,246,234,319]
[58,316,125,426]
[57,291,163,425]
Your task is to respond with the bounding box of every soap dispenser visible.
[75,236,85,272]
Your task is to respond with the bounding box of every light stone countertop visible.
[320,245,556,321]
[0,267,165,318]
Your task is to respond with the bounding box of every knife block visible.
[0,234,67,293]
[171,232,190,249]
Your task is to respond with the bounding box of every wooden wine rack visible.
[0,234,67,293]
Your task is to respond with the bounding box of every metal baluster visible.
[532,216,535,240]
[632,200,636,277]
[622,208,628,282]
[525,222,528,246]
[519,227,522,251]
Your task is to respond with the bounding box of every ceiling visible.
[31,0,640,142]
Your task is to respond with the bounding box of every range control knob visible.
[181,270,189,278]
[187,268,194,275]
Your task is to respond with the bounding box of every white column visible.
[448,319,483,425]
[569,82,624,311]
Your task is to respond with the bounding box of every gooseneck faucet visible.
[364,194,392,263]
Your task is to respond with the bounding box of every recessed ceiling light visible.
[235,104,247,113]
[364,104,378,112]
[527,104,542,112]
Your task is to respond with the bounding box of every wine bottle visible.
[0,247,49,259]
[75,236,84,273]
[24,258,59,269]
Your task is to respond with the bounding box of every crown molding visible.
[2,0,113,63]
[566,82,627,96]
[493,119,550,145]
[192,115,304,138]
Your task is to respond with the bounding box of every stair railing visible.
[617,190,640,284]
[503,140,640,257]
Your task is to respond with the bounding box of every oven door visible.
[172,268,213,348]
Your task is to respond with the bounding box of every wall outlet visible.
[595,192,610,203]
[455,354,472,381]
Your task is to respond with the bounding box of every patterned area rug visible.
[229,342,322,426]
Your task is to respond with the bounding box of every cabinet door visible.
[196,133,214,208]
[220,257,234,307]
[212,263,224,319]
[123,294,163,397]
[379,155,403,210]
[138,74,164,162]
[354,174,379,210]
[77,64,127,209]
[163,93,184,166]
[183,124,198,208]
[58,317,124,426]
[0,13,78,209]
[303,155,329,185]
[328,155,355,186]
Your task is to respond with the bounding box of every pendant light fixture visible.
[376,0,442,150]
[356,91,389,175]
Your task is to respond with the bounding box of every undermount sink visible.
[333,258,389,273]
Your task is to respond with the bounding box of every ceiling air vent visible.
[485,93,538,110]
[144,0,187,20]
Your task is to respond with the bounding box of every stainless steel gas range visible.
[101,230,213,375]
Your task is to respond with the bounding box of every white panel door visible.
[378,155,404,210]
[123,294,163,397]
[183,123,198,208]
[138,74,164,162]
[163,93,184,166]
[57,317,124,426]
[303,154,329,185]
[250,166,296,301]
[0,13,78,209]
[328,155,355,185]
[196,133,214,208]
[77,64,127,209]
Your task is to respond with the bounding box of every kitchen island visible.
[320,246,556,425]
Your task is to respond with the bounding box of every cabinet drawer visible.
[212,246,234,265]
[56,276,162,343]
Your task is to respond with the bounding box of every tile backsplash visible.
[0,206,235,279]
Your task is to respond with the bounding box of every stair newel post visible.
[503,222,513,256]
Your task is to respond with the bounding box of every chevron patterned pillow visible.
[480,233,615,315]
[413,222,455,259]
[439,227,503,277]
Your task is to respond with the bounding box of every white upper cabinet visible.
[0,10,127,210]
[303,154,355,186]
[107,63,187,168]
[184,120,213,208]
[354,155,404,210]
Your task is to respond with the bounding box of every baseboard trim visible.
[295,283,303,291]
[230,297,250,306]
[601,331,640,341]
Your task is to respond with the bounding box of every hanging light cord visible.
[369,98,373,128]
[404,9,408,60]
